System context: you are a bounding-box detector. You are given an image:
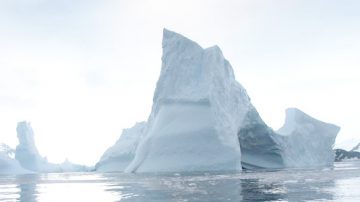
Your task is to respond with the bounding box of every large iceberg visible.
[15,121,89,173]
[123,29,258,173]
[97,29,339,173]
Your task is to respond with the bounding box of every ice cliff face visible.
[278,108,340,167]
[238,107,285,169]
[97,29,339,173]
[124,29,253,173]
[15,122,43,171]
[96,122,146,172]
[239,108,339,169]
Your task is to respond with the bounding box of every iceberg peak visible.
[124,29,253,173]
[15,121,42,171]
[285,107,316,123]
[162,28,201,48]
[16,121,40,156]
[279,108,340,137]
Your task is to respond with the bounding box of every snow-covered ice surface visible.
[1,161,360,201]
[98,29,339,172]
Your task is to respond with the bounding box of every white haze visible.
[0,0,359,165]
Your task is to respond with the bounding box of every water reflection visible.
[332,177,360,201]
[16,174,39,202]
[102,172,335,201]
[240,179,287,201]
[103,173,244,201]
[36,182,119,202]
[1,173,120,202]
[0,184,20,201]
[239,177,335,201]
[0,161,360,201]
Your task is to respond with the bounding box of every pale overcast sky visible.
[1,0,359,165]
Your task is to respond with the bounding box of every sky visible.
[0,0,359,165]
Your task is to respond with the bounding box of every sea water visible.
[1,161,360,202]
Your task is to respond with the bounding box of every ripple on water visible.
[0,161,359,201]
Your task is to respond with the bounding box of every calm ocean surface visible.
[1,161,360,202]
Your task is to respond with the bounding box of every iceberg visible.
[98,29,339,173]
[239,108,339,169]
[95,122,146,172]
[59,159,90,172]
[277,108,339,168]
[15,121,89,173]
[0,143,31,174]
[124,29,254,173]
[15,121,44,171]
